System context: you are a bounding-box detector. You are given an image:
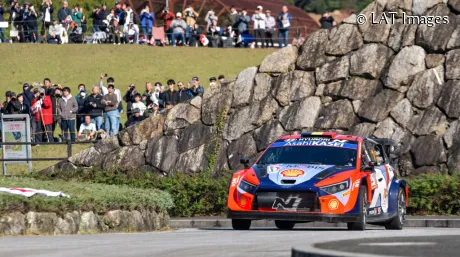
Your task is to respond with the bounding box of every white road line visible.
[359,242,437,246]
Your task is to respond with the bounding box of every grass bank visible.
[0,176,173,215]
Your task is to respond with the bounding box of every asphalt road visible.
[1,228,460,257]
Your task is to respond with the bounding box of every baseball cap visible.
[257,5,263,10]
[80,88,86,93]
[176,12,182,17]
[218,75,225,80]
[209,77,217,82]
[115,1,121,5]
[23,83,30,89]
[129,83,135,88]
[192,76,199,81]
[132,108,141,113]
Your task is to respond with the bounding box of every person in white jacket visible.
[252,5,266,48]
[132,93,147,116]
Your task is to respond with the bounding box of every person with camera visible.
[226,6,238,33]
[0,2,5,43]
[1,91,12,114]
[21,2,31,42]
[85,86,104,131]
[28,5,39,43]
[40,0,53,38]
[183,5,198,45]
[58,87,78,142]
[142,82,159,110]
[51,87,62,140]
[90,6,104,32]
[139,5,154,40]
[237,9,250,47]
[170,12,187,47]
[252,6,267,49]
[277,6,292,48]
[124,21,139,44]
[205,9,217,36]
[4,92,21,114]
[265,10,276,48]
[160,7,174,44]
[8,0,24,42]
[31,87,54,143]
[123,83,137,119]
[76,87,89,131]
[71,5,82,27]
[187,77,204,97]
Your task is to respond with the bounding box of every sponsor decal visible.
[272,196,302,211]
[328,199,339,210]
[342,190,350,197]
[370,173,378,189]
[353,179,360,189]
[231,176,240,187]
[280,169,305,177]
[368,207,382,215]
[267,165,281,174]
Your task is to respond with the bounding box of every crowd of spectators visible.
[0,1,294,48]
[0,73,224,143]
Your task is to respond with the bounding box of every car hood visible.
[253,164,355,190]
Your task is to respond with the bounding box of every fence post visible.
[67,140,72,159]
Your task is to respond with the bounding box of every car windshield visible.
[257,139,358,167]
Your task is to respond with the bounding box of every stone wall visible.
[63,0,460,176]
[0,210,170,236]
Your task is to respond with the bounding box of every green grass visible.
[0,176,173,215]
[0,45,273,174]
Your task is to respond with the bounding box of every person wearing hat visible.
[125,107,145,127]
[51,87,63,138]
[47,18,62,44]
[124,83,138,119]
[31,87,54,143]
[265,10,276,48]
[252,5,266,48]
[187,76,204,97]
[170,12,187,46]
[58,87,78,142]
[101,84,119,137]
[218,75,225,84]
[4,92,21,115]
[209,77,218,89]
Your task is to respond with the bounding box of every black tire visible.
[275,220,295,230]
[385,187,406,230]
[347,185,368,231]
[232,219,251,230]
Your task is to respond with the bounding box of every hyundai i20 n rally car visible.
[227,132,408,230]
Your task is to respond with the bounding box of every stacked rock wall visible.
[65,0,460,176]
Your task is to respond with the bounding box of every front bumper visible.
[227,210,360,223]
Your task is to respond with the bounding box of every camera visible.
[104,73,108,77]
[40,93,45,97]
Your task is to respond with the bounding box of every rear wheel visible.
[347,185,368,231]
[385,188,406,230]
[232,219,251,230]
[275,220,295,230]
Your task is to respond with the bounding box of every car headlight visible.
[238,180,257,193]
[320,180,349,194]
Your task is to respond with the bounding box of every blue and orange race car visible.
[227,132,408,230]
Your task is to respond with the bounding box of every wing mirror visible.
[363,161,377,172]
[240,158,250,169]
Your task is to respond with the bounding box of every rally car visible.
[227,132,408,230]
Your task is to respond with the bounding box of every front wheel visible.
[232,219,251,230]
[275,220,295,230]
[385,187,406,230]
[347,185,368,231]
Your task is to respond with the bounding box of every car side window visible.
[363,141,377,164]
[374,144,387,164]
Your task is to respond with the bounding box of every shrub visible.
[407,174,460,215]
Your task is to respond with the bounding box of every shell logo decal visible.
[280,169,305,177]
[328,199,339,210]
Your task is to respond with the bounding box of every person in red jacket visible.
[160,7,174,44]
[31,88,54,143]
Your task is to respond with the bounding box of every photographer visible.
[139,5,154,40]
[1,91,12,114]
[5,92,21,114]
[40,0,53,38]
[205,9,217,35]
[22,2,30,42]
[90,6,103,32]
[28,5,39,43]
[237,9,250,44]
[57,1,71,30]
[71,5,82,27]
[124,83,137,119]
[22,83,34,107]
[183,5,198,44]
[85,86,104,131]
[8,0,24,42]
[170,12,186,47]
[160,7,174,43]
[0,2,5,43]
[189,23,202,47]
[252,6,266,49]
[31,88,54,143]
[51,87,62,139]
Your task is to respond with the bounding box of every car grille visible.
[256,191,318,211]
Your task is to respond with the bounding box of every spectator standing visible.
[4,92,20,114]
[277,6,292,48]
[80,7,87,34]
[17,94,30,116]
[125,4,134,26]
[189,23,202,47]
[43,78,54,96]
[0,2,5,43]
[90,6,104,32]
[139,5,154,40]
[1,91,11,114]
[48,19,62,44]
[105,8,117,28]
[161,80,179,106]
[154,83,163,108]
[237,9,250,34]
[252,6,266,48]
[9,0,24,42]
[177,82,190,103]
[99,3,109,32]
[40,0,53,38]
[319,11,336,29]
[77,115,96,141]
[170,12,187,47]
[188,77,204,97]
[124,84,137,118]
[59,87,78,142]
[160,7,175,43]
[117,4,127,29]
[265,10,276,48]
[85,86,104,131]
[71,5,82,27]
[101,85,119,137]
[183,5,198,44]
[143,82,159,109]
[51,87,62,140]
[30,89,42,143]
[57,1,72,31]
[132,94,147,116]
[99,75,123,130]
[75,84,86,102]
[227,6,238,33]
[28,5,39,43]
[76,88,88,131]
[22,83,34,107]
[205,9,217,35]
[32,88,54,143]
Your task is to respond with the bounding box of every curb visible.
[170,217,460,229]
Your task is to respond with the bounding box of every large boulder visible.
[94,136,120,154]
[447,143,460,174]
[447,16,460,50]
[316,56,350,84]
[259,46,298,73]
[408,106,448,136]
[79,211,101,233]
[253,73,273,102]
[227,133,258,170]
[119,115,165,146]
[388,23,417,52]
[415,4,458,52]
[326,24,363,56]
[297,29,330,70]
[443,120,460,149]
[201,82,233,125]
[446,49,460,80]
[384,46,426,89]
[449,0,460,12]
[26,212,57,235]
[359,1,392,43]
[413,0,443,15]
[0,212,25,236]
[102,146,146,171]
[425,54,445,69]
[315,100,357,129]
[68,147,102,168]
[253,121,286,151]
[209,139,230,173]
[175,144,207,173]
[272,71,315,106]
[386,0,412,12]
[350,123,376,137]
[279,97,321,131]
[232,67,258,107]
[177,124,213,153]
[55,211,80,235]
[406,66,444,109]
[350,43,394,79]
[145,136,179,174]
[252,97,278,127]
[358,90,404,123]
[437,80,460,119]
[340,77,382,101]
[373,118,414,153]
[411,135,446,167]
[223,106,257,141]
[164,103,201,131]
[390,99,413,128]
